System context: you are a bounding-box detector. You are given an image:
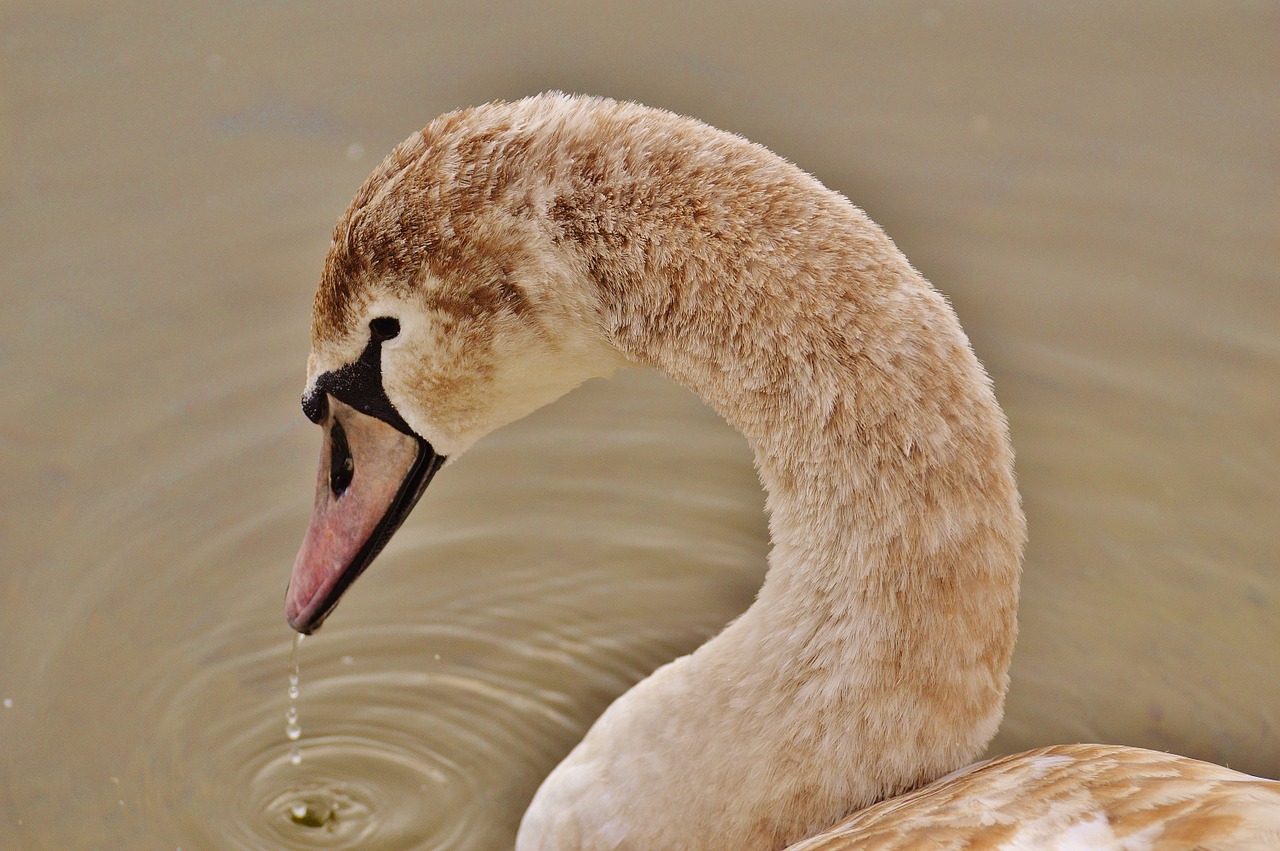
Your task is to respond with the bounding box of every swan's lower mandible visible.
[286,395,443,633]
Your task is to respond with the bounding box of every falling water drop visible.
[286,633,304,765]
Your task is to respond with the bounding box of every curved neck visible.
[562,141,1025,804]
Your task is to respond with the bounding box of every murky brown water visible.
[1,2,1276,848]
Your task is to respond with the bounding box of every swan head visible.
[286,119,623,633]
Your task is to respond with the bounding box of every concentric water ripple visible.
[1,345,765,848]
[123,487,754,851]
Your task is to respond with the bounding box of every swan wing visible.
[786,744,1280,851]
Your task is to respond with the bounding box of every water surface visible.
[1,2,1276,847]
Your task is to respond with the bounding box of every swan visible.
[284,93,1280,849]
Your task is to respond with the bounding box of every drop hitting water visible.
[281,632,346,832]
[285,633,315,825]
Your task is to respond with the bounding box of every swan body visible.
[286,93,1280,849]
[793,744,1280,850]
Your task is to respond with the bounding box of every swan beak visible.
[286,395,443,634]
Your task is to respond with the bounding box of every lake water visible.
[1,2,1276,848]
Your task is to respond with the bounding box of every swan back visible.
[789,744,1280,850]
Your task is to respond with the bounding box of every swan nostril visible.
[329,419,354,498]
[369,316,400,341]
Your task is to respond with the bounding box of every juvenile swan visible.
[286,94,1280,849]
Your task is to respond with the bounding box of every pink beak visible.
[286,395,442,633]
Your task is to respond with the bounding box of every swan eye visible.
[369,316,400,341]
[329,419,355,498]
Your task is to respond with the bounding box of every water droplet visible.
[3,698,12,709]
[286,633,304,763]
[340,655,354,665]
[287,797,337,829]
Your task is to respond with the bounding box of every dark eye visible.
[369,316,400,341]
[329,419,354,498]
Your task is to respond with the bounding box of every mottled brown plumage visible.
[295,94,1280,850]
[793,744,1280,850]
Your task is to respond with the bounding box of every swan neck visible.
[579,167,1025,785]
